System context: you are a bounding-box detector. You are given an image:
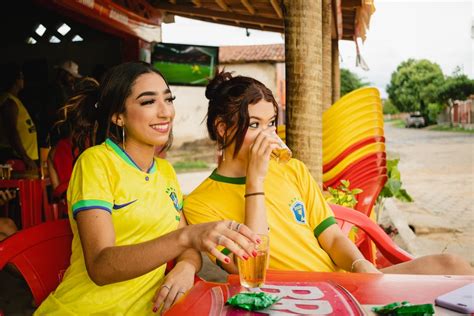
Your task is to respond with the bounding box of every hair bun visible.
[205,71,233,100]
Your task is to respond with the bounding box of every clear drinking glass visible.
[270,134,292,164]
[237,234,270,288]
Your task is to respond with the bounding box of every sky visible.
[161,0,473,98]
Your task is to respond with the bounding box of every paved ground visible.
[383,123,474,265]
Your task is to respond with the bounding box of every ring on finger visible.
[216,234,224,245]
[228,220,235,230]
[235,223,242,232]
[162,284,170,290]
[177,290,186,295]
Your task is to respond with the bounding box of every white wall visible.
[170,85,208,147]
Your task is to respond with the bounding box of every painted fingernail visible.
[224,257,230,263]
[152,307,158,313]
[243,254,249,260]
[252,250,258,257]
[256,239,262,244]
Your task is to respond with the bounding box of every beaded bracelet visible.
[244,192,265,198]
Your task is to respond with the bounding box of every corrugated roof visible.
[219,44,284,64]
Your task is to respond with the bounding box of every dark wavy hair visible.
[205,71,279,158]
[55,61,172,155]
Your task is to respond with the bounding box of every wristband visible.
[244,192,265,198]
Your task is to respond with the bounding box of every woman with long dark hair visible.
[36,62,260,315]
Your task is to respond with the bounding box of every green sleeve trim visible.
[313,216,337,238]
[216,247,231,270]
[72,199,113,213]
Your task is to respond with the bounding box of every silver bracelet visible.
[351,258,367,272]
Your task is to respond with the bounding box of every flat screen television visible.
[152,42,218,86]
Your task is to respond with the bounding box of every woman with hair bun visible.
[183,71,473,276]
[36,62,260,315]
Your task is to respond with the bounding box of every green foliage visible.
[437,73,474,105]
[378,159,413,202]
[386,59,444,117]
[430,125,474,134]
[427,103,443,124]
[173,160,209,172]
[340,68,369,97]
[326,180,363,208]
[382,99,399,115]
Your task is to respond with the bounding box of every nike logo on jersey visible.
[112,199,137,209]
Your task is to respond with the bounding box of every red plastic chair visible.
[0,219,72,306]
[0,220,200,307]
[330,204,413,268]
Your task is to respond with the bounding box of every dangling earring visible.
[222,135,226,162]
[122,125,126,151]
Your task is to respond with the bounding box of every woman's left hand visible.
[152,261,196,314]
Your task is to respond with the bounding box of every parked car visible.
[405,113,426,128]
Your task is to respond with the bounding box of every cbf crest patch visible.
[165,186,182,212]
[289,198,306,224]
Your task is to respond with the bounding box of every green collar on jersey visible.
[209,169,246,184]
[106,138,157,174]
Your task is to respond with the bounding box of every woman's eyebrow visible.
[135,89,171,99]
[136,91,157,99]
[249,115,277,120]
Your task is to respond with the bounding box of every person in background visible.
[40,60,81,150]
[35,62,260,315]
[183,71,473,276]
[0,63,38,170]
[0,189,18,241]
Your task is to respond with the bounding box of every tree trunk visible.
[332,39,340,103]
[283,0,323,184]
[322,0,332,111]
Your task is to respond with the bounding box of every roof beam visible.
[241,0,255,15]
[153,3,284,29]
[215,0,230,11]
[191,0,201,8]
[270,0,283,19]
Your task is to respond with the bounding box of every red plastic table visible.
[166,270,473,315]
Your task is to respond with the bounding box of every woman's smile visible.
[150,122,171,133]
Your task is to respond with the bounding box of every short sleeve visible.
[294,160,336,238]
[183,192,226,266]
[68,149,114,218]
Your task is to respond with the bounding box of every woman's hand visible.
[246,129,279,185]
[152,261,195,314]
[0,189,16,206]
[182,220,260,265]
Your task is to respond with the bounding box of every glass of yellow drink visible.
[270,134,292,164]
[237,234,269,288]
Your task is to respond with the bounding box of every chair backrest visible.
[0,219,72,306]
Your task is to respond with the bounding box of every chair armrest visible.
[329,204,414,264]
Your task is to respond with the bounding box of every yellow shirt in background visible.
[35,139,182,315]
[0,92,38,160]
[184,159,340,272]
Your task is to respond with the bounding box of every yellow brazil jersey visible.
[184,159,341,273]
[0,93,38,160]
[35,139,182,315]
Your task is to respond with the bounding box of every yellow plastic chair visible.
[323,142,386,183]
